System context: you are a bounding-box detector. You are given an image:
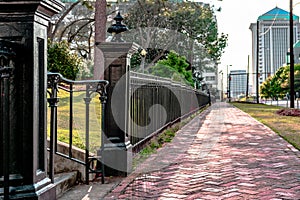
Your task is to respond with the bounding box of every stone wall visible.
[47,140,92,182]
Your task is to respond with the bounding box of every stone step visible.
[54,171,78,198]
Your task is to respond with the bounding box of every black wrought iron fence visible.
[47,72,108,184]
[129,72,210,152]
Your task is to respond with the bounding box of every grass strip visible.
[232,102,300,150]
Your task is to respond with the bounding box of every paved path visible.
[104,102,300,199]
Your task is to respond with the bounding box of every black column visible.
[0,1,64,199]
[97,42,138,176]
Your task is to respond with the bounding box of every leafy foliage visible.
[123,0,228,68]
[167,2,227,62]
[148,51,193,86]
[48,40,83,80]
[260,64,300,99]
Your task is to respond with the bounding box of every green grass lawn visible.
[232,102,300,150]
[47,88,102,154]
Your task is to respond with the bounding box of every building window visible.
[206,76,215,81]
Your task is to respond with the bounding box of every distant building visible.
[229,70,247,99]
[61,0,77,2]
[294,40,300,63]
[203,69,217,90]
[249,7,300,95]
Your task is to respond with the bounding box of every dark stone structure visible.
[97,42,138,176]
[0,1,63,199]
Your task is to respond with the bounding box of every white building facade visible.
[249,7,300,95]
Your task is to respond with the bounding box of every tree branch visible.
[48,1,81,41]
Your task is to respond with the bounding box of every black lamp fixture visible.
[107,12,128,42]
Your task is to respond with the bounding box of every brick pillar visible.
[0,1,63,199]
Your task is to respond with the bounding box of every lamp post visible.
[228,72,231,102]
[226,64,232,101]
[193,70,202,89]
[256,20,260,104]
[107,12,128,42]
[290,0,295,108]
[140,48,147,73]
[219,70,223,101]
[246,55,250,99]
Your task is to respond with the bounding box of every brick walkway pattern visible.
[104,102,300,199]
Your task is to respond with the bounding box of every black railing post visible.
[47,74,60,183]
[69,83,74,158]
[208,90,211,106]
[47,73,108,185]
[99,92,107,184]
[84,87,92,185]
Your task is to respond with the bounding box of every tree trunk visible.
[94,0,107,79]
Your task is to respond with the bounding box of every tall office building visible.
[249,7,300,95]
[229,70,247,99]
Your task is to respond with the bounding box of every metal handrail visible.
[47,72,109,184]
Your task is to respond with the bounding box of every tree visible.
[167,2,227,63]
[260,65,300,100]
[130,48,168,70]
[148,51,193,86]
[48,1,95,56]
[123,0,228,72]
[94,0,107,79]
[48,0,115,79]
[260,76,275,101]
[294,66,300,94]
[48,40,83,80]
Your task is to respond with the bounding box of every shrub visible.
[276,108,300,117]
[148,51,193,86]
[48,40,83,80]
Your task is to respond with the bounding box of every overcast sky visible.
[207,0,300,73]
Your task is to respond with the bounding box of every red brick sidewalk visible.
[104,102,300,199]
